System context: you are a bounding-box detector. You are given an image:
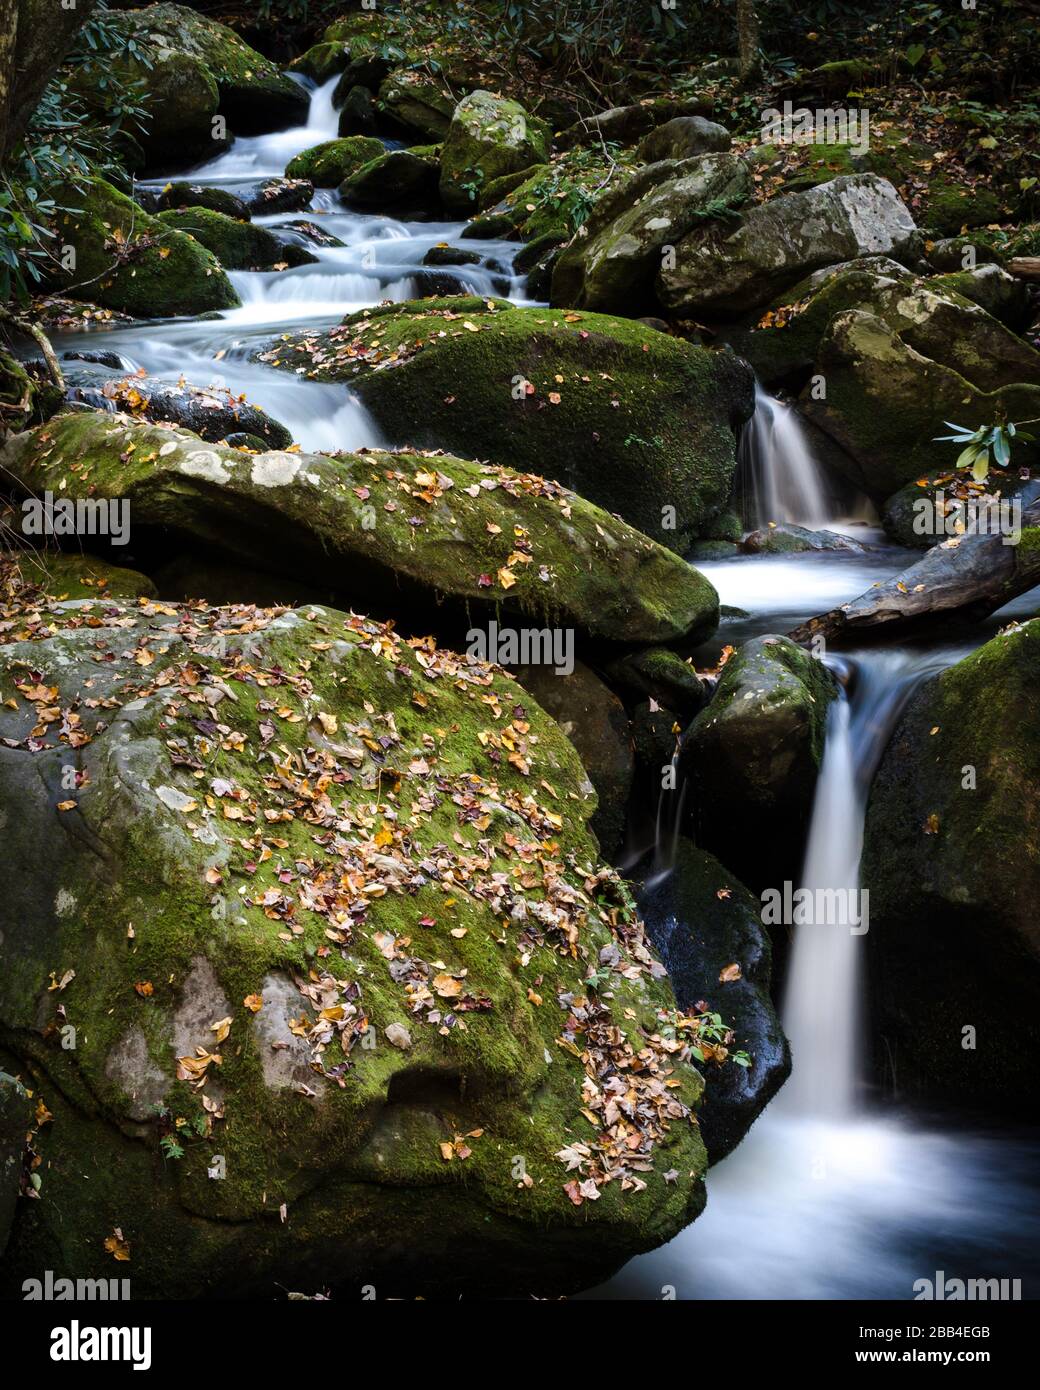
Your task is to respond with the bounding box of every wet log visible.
[1007,257,1040,281]
[789,499,1040,646]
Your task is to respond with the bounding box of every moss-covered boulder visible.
[881,472,1040,548]
[108,3,308,139]
[156,207,313,271]
[636,117,731,164]
[658,174,918,316]
[288,40,350,82]
[801,309,1040,499]
[681,635,838,890]
[440,91,551,213]
[258,297,754,549]
[861,622,1040,1114]
[1,412,719,648]
[640,839,790,1162]
[0,590,715,1298]
[551,154,751,315]
[339,147,442,211]
[50,179,239,318]
[377,69,455,141]
[157,183,251,219]
[285,136,386,187]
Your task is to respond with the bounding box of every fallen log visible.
[789,499,1040,646]
[1008,257,1040,281]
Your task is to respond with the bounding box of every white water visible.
[739,383,848,529]
[183,75,341,183]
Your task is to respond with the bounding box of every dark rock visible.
[157,183,251,219]
[636,116,731,163]
[240,178,315,214]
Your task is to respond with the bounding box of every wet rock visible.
[604,648,706,722]
[157,183,251,220]
[240,178,315,215]
[862,622,1040,1114]
[558,97,713,151]
[61,369,293,448]
[440,91,551,213]
[681,635,838,890]
[288,40,350,82]
[423,244,483,268]
[0,1072,32,1254]
[640,840,790,1161]
[513,660,633,857]
[2,413,720,649]
[658,174,918,316]
[377,70,455,141]
[48,178,239,318]
[339,149,441,212]
[881,472,1040,548]
[260,296,755,550]
[156,207,316,270]
[285,135,386,187]
[741,524,870,554]
[0,592,708,1298]
[4,551,157,601]
[337,84,378,137]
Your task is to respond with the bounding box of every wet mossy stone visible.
[106,3,309,135]
[288,40,350,82]
[440,91,551,213]
[604,647,705,722]
[259,296,755,550]
[339,149,441,211]
[861,621,1040,1115]
[156,207,314,271]
[423,244,482,268]
[881,471,1040,548]
[658,174,918,317]
[0,594,708,1297]
[928,264,1030,330]
[338,84,378,137]
[377,69,455,141]
[240,177,315,215]
[157,183,250,220]
[1,412,719,649]
[49,179,239,318]
[640,839,791,1162]
[681,635,838,891]
[285,136,386,187]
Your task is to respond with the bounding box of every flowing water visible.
[41,81,1040,1300]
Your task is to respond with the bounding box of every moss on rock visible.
[285,136,386,187]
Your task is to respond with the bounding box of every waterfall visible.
[739,383,836,529]
[181,75,343,183]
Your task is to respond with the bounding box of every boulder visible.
[156,207,315,270]
[681,636,838,890]
[558,98,713,151]
[377,70,455,141]
[337,84,378,137]
[861,622,1040,1114]
[1,413,720,649]
[551,154,751,315]
[285,136,386,187]
[107,3,309,139]
[636,117,731,164]
[4,550,157,601]
[49,179,239,318]
[513,661,633,857]
[741,524,869,554]
[258,297,755,549]
[440,91,551,212]
[240,178,315,215]
[0,593,713,1298]
[62,370,294,448]
[157,183,251,219]
[658,174,918,316]
[640,840,790,1161]
[288,40,350,82]
[339,149,441,211]
[881,472,1040,548]
[604,648,706,722]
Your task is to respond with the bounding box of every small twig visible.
[0,307,65,391]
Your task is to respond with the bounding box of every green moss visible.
[51,178,239,317]
[285,136,386,187]
[9,550,157,600]
[156,206,296,270]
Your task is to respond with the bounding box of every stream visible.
[50,78,1040,1302]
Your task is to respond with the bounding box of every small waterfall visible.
[739,383,836,529]
[182,75,342,183]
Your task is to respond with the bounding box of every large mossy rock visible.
[108,3,308,147]
[155,207,312,271]
[0,593,712,1298]
[3,550,157,601]
[285,136,386,187]
[50,179,239,318]
[258,297,754,549]
[658,174,918,316]
[339,148,442,211]
[551,154,751,315]
[377,69,455,141]
[681,636,837,890]
[640,840,790,1162]
[861,622,1040,1114]
[440,91,550,213]
[1,413,719,649]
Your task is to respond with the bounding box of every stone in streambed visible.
[0,591,708,1298]
[861,620,1040,1114]
[1,413,720,648]
[681,635,838,891]
[285,136,386,187]
[156,207,316,270]
[240,178,315,215]
[257,296,755,550]
[640,839,790,1162]
[339,149,441,211]
[440,91,550,213]
[157,183,251,220]
[741,524,870,554]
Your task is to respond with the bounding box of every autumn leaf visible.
[719,962,742,983]
[104,1229,130,1262]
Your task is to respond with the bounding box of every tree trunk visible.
[0,0,99,161]
[788,499,1040,646]
[736,0,760,82]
